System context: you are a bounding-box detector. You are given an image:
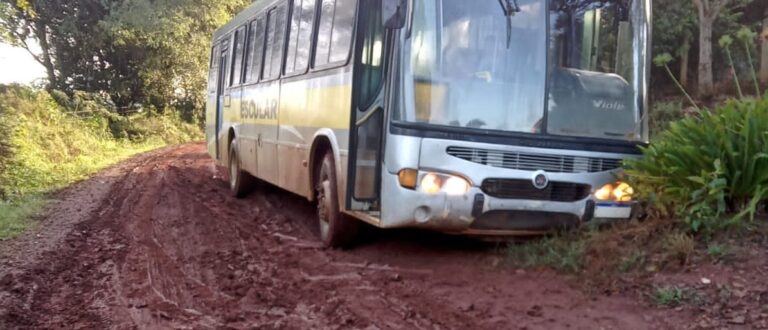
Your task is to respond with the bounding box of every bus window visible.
[357,0,384,109]
[244,18,266,83]
[315,0,357,67]
[230,26,246,86]
[208,45,220,94]
[285,0,317,75]
[263,4,288,80]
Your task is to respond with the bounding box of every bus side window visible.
[285,0,317,75]
[315,0,357,67]
[230,26,246,86]
[357,0,384,110]
[263,4,288,80]
[245,17,266,83]
[208,45,220,94]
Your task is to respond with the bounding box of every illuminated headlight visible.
[594,182,634,202]
[400,170,471,196]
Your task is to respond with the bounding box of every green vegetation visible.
[618,251,647,273]
[0,85,201,239]
[653,286,685,306]
[706,243,731,261]
[627,98,768,234]
[507,236,585,273]
[653,286,707,307]
[0,0,248,121]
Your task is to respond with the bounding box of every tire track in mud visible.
[0,144,690,329]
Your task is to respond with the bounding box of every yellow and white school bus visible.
[206,0,652,247]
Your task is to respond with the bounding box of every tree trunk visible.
[33,21,56,91]
[698,16,715,97]
[680,36,691,88]
[761,16,768,84]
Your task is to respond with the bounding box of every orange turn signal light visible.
[398,169,418,189]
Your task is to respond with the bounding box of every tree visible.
[692,0,738,97]
[1,0,247,120]
[761,12,768,84]
[0,0,58,89]
[654,0,697,88]
[104,0,249,120]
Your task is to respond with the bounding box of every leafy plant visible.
[626,99,768,234]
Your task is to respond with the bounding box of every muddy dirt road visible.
[0,144,688,329]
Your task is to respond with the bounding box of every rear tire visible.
[316,152,359,248]
[229,139,254,198]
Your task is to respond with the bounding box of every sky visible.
[0,42,46,85]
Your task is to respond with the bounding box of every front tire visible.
[228,139,254,198]
[316,153,359,248]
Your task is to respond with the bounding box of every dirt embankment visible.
[0,143,688,329]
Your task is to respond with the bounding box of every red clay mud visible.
[0,143,689,329]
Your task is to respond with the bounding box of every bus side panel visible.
[205,88,218,161]
[256,80,282,186]
[277,69,353,198]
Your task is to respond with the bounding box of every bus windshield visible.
[396,0,646,142]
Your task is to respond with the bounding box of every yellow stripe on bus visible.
[222,82,352,128]
[280,82,352,129]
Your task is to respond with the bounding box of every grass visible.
[653,286,685,306]
[653,286,707,307]
[706,243,731,261]
[618,251,647,273]
[0,85,201,239]
[0,196,46,240]
[507,235,586,273]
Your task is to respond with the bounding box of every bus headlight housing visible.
[420,173,470,195]
[594,182,634,202]
[399,170,471,196]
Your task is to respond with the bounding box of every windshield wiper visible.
[497,0,521,48]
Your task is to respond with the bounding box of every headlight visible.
[444,176,471,195]
[411,172,471,196]
[420,173,443,194]
[613,182,634,202]
[594,182,634,202]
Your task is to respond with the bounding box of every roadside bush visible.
[0,85,201,199]
[0,100,14,196]
[0,85,202,238]
[626,98,768,234]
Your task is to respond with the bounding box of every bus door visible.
[215,41,230,159]
[347,0,386,212]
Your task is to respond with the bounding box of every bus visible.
[206,0,652,247]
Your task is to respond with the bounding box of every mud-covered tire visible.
[316,153,359,248]
[228,139,255,198]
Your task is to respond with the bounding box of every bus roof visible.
[212,0,280,42]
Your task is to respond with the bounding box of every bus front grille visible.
[447,146,622,173]
[481,179,591,202]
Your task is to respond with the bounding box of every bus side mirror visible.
[383,0,407,29]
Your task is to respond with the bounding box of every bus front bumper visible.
[379,172,636,235]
